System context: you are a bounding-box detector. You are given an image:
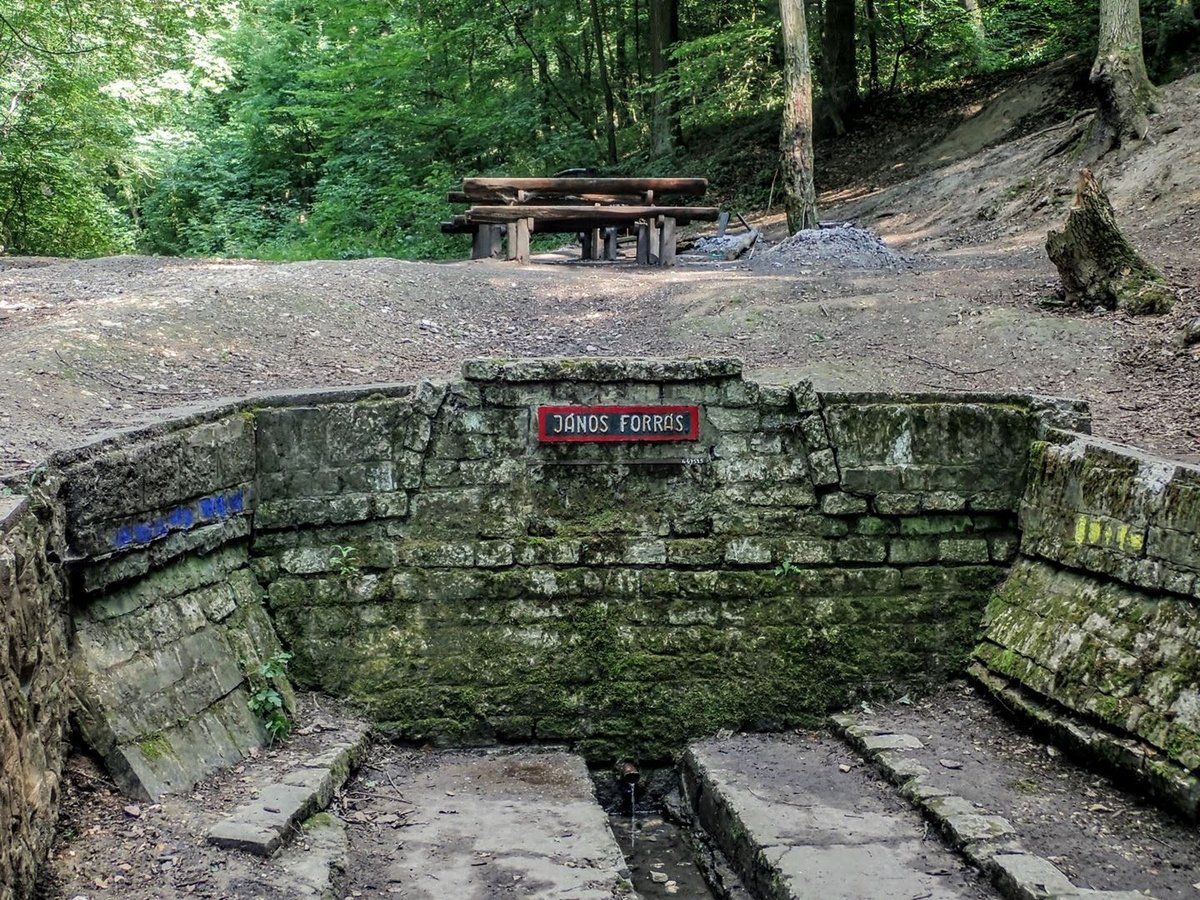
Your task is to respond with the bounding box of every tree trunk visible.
[590,0,620,165]
[1090,0,1159,158]
[649,0,677,156]
[779,0,819,232]
[822,0,858,133]
[1046,169,1172,314]
[866,0,881,95]
[961,0,985,46]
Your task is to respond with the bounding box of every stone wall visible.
[974,432,1200,813]
[253,359,1061,761]
[1,492,70,900]
[57,410,290,801]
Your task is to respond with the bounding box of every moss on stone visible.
[138,734,174,761]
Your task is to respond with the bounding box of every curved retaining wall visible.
[0,492,69,899]
[255,360,1052,760]
[43,354,1200,897]
[973,430,1200,816]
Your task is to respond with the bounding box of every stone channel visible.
[3,356,1199,899]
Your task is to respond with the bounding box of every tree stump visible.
[1046,169,1173,314]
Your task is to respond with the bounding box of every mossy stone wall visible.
[0,493,69,900]
[250,359,1050,761]
[976,431,1200,798]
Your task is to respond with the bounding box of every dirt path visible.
[1,233,1197,474]
[4,73,1200,472]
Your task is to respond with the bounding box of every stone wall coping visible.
[820,390,1084,409]
[0,494,29,534]
[1042,428,1200,475]
[462,356,744,383]
[1,383,421,480]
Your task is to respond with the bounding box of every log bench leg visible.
[659,216,677,267]
[636,224,651,265]
[589,227,603,260]
[603,227,619,261]
[507,218,532,264]
[581,230,594,260]
[472,225,501,260]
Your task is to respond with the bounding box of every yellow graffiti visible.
[1073,514,1145,552]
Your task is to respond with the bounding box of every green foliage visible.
[332,545,361,579]
[246,650,293,743]
[5,0,1198,260]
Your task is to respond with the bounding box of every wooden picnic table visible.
[441,176,717,266]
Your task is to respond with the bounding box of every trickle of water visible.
[628,781,637,850]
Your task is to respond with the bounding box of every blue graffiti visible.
[112,486,252,550]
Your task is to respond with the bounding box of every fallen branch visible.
[53,349,193,396]
[866,343,996,377]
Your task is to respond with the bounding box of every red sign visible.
[537,405,700,442]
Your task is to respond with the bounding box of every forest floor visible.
[2,68,1199,472]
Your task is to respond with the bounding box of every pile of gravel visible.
[690,231,760,261]
[766,223,910,269]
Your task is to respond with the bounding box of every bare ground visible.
[2,76,1199,473]
[860,681,1200,897]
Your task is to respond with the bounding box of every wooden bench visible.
[441,177,718,266]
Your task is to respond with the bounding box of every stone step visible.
[206,722,370,857]
[682,732,996,900]
[831,682,1199,900]
[341,749,637,899]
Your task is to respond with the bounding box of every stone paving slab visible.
[682,732,996,900]
[831,684,1196,900]
[342,749,636,899]
[206,722,370,857]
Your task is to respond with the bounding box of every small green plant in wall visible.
[773,560,798,578]
[246,650,293,743]
[332,544,361,579]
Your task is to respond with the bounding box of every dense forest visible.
[1,0,1197,260]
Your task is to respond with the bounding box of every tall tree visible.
[1090,0,1160,156]
[961,0,986,45]
[589,0,620,165]
[649,0,678,156]
[779,0,818,232]
[822,0,858,133]
[865,0,881,95]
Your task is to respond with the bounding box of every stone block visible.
[808,449,840,486]
[667,540,723,566]
[938,538,990,564]
[821,493,869,516]
[706,407,760,433]
[724,538,774,566]
[874,493,922,516]
[889,538,937,565]
[781,538,835,565]
[834,537,888,563]
[921,491,967,512]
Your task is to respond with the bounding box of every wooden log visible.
[581,230,595,260]
[636,224,652,265]
[604,228,619,261]
[1046,169,1172,314]
[659,217,677,267]
[440,218,472,234]
[508,218,532,264]
[472,225,502,259]
[460,189,650,205]
[464,205,719,224]
[589,227,603,260]
[463,177,708,197]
